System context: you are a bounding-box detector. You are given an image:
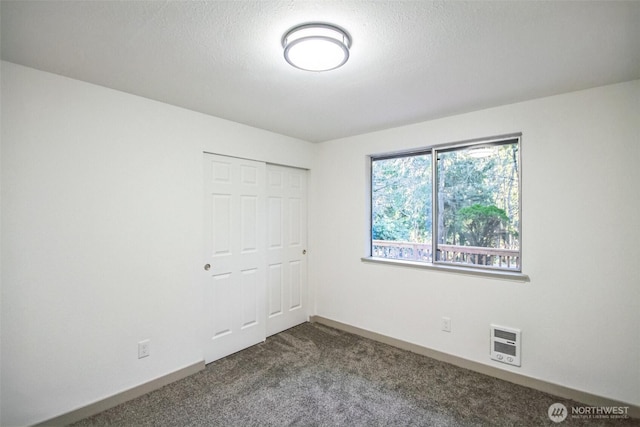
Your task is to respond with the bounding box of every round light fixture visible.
[282,23,351,72]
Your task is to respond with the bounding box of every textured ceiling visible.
[2,1,639,143]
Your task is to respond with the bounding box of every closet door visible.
[266,165,308,336]
[203,153,266,364]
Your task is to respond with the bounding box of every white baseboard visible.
[35,361,205,426]
[310,315,639,419]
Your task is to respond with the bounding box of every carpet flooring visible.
[72,322,637,426]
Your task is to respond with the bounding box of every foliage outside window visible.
[371,136,521,272]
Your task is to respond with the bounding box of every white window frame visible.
[364,133,529,282]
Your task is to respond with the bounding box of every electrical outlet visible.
[441,317,451,333]
[138,339,150,359]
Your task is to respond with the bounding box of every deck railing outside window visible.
[372,240,520,270]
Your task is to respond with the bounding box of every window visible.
[371,135,521,272]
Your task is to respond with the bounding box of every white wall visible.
[0,61,315,426]
[310,80,640,406]
[2,59,638,425]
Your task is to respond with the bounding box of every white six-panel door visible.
[203,155,308,363]
[203,153,266,364]
[266,164,308,337]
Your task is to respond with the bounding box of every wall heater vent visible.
[490,325,521,367]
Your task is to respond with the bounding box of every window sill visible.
[361,257,530,282]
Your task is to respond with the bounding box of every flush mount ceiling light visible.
[282,23,351,72]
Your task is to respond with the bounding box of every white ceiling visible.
[2,1,639,143]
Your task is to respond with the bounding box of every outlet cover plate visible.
[138,339,150,359]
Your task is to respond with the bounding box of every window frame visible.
[367,133,528,281]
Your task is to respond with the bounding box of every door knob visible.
[204,263,211,271]
[302,249,307,255]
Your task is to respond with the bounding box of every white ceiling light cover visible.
[282,23,351,72]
